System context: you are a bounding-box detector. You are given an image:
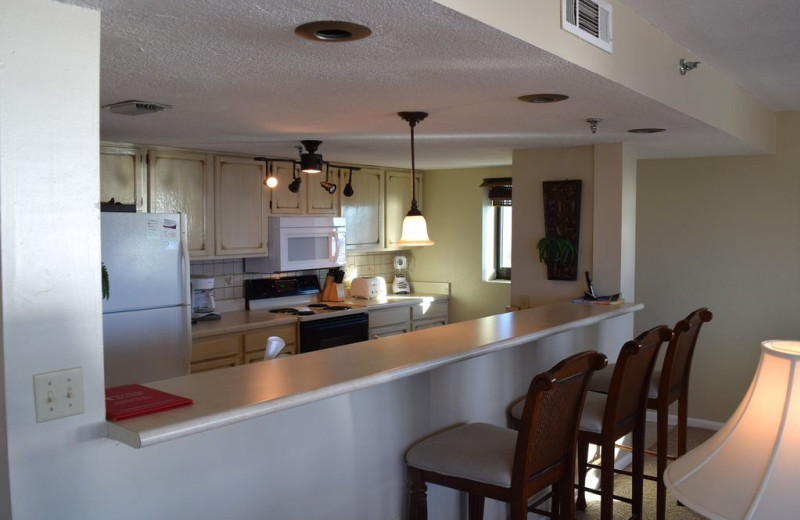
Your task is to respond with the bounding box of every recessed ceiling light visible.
[627,128,666,134]
[517,93,569,104]
[295,21,371,42]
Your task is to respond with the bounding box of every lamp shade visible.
[396,214,433,247]
[664,340,800,520]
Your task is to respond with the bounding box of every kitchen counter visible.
[190,293,449,339]
[108,300,642,448]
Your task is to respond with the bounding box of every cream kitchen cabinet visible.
[385,169,423,249]
[191,322,298,373]
[214,155,269,256]
[147,149,215,258]
[307,166,340,215]
[269,161,338,216]
[340,166,384,251]
[368,304,412,339]
[243,322,297,363]
[191,334,242,373]
[410,299,449,331]
[100,143,147,211]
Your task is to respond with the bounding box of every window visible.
[481,178,512,282]
[495,205,512,280]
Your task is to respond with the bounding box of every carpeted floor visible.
[574,425,715,520]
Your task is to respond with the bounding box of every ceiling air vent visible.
[102,100,172,116]
[562,0,612,53]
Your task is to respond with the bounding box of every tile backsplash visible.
[190,250,413,305]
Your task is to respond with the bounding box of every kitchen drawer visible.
[411,300,448,320]
[191,355,239,373]
[243,323,297,353]
[192,334,241,363]
[411,318,448,331]
[243,344,295,364]
[369,305,411,328]
[370,322,411,340]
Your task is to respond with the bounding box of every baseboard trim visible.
[644,411,724,431]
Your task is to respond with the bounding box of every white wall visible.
[635,111,800,423]
[1,1,103,518]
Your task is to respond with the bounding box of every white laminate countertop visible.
[108,301,642,448]
[191,293,448,338]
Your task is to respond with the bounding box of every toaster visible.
[350,276,387,299]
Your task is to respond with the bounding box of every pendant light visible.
[396,111,434,247]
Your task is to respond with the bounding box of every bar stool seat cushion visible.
[405,422,517,488]
[589,365,661,399]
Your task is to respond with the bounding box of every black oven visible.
[299,313,369,353]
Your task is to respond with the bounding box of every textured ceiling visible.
[621,0,800,111]
[59,0,792,169]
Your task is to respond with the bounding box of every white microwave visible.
[245,216,346,273]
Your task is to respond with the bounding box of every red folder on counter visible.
[105,384,193,421]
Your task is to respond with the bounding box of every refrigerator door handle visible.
[179,213,191,306]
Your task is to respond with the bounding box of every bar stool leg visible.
[600,440,615,520]
[576,440,589,511]
[632,420,646,520]
[656,401,669,520]
[468,493,484,520]
[407,467,428,520]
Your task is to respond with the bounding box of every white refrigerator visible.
[101,212,192,387]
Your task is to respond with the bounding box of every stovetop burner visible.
[326,305,352,311]
[269,307,303,315]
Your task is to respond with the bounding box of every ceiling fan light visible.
[396,214,434,247]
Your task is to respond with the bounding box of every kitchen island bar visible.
[108,301,642,448]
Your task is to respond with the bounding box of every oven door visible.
[299,313,369,353]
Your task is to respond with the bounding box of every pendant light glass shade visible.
[396,111,433,247]
[398,214,433,246]
[665,340,800,520]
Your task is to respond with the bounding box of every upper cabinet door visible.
[385,169,423,249]
[100,143,146,211]
[305,166,340,215]
[269,161,303,214]
[215,155,268,257]
[148,149,214,258]
[340,167,384,250]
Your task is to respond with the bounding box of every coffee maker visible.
[191,276,219,321]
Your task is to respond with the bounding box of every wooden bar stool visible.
[509,324,671,520]
[586,307,712,520]
[405,350,607,520]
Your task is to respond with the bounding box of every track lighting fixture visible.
[299,140,323,174]
[255,147,361,195]
[254,157,280,189]
[320,170,337,194]
[288,170,302,193]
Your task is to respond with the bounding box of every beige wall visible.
[635,111,800,423]
[511,146,596,307]
[411,166,511,322]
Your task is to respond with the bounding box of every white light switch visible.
[33,367,85,422]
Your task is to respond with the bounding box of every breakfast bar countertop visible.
[108,301,642,449]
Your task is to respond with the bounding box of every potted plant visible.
[102,262,110,300]
[536,236,577,280]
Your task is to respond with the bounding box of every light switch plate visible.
[33,367,85,422]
